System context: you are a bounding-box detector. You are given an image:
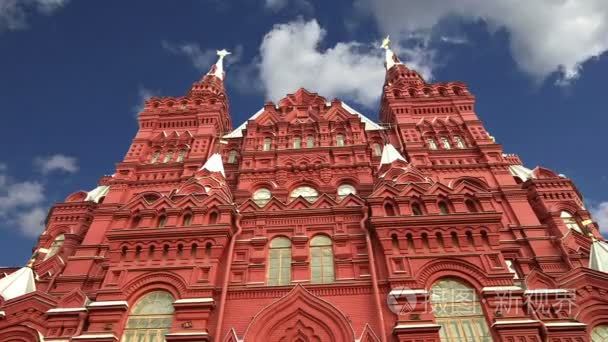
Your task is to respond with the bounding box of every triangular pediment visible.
[263,197,287,211]
[58,288,90,308]
[337,194,365,207]
[278,88,327,108]
[427,182,453,196]
[311,194,338,209]
[288,197,311,210]
[370,183,401,198]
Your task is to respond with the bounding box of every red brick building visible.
[0,44,607,342]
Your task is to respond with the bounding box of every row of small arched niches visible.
[388,229,494,252]
[128,211,219,229]
[383,198,483,216]
[118,241,214,260]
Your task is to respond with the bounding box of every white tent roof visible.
[85,185,109,203]
[509,164,535,182]
[0,267,36,301]
[590,239,608,273]
[380,143,407,165]
[199,153,225,177]
[222,101,384,139]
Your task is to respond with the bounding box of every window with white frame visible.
[289,186,319,203]
[337,184,356,199]
[253,188,272,207]
[122,291,175,342]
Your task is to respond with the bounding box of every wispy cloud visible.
[34,154,79,174]
[0,165,47,237]
[133,85,159,116]
[590,201,608,237]
[0,0,69,32]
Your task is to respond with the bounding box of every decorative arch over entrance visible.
[243,284,355,342]
[0,326,42,342]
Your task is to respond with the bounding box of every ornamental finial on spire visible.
[208,49,231,80]
[380,35,401,70]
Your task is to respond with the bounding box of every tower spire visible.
[208,49,231,80]
[380,36,401,70]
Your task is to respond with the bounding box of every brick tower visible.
[0,43,607,342]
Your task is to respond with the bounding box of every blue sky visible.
[1,0,607,265]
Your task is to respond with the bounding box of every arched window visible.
[253,188,272,207]
[337,184,356,199]
[440,137,451,149]
[44,234,65,260]
[336,134,345,147]
[560,211,582,233]
[391,234,399,251]
[228,150,238,163]
[122,291,175,342]
[293,136,301,149]
[163,151,174,163]
[454,136,466,149]
[427,138,438,150]
[310,235,334,284]
[176,149,187,162]
[438,201,450,215]
[149,151,160,164]
[289,186,319,203]
[465,200,479,213]
[263,137,272,151]
[592,324,608,341]
[431,279,491,342]
[182,213,192,227]
[267,237,292,286]
[384,203,396,216]
[157,215,167,228]
[411,203,423,216]
[372,143,382,157]
[306,136,314,148]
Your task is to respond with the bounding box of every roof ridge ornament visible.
[208,49,231,80]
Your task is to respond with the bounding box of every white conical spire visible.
[590,239,608,273]
[381,36,401,70]
[380,143,407,165]
[208,49,231,80]
[0,267,36,301]
[199,153,225,177]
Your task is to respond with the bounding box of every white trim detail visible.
[0,310,5,318]
[389,289,428,297]
[482,286,523,292]
[394,323,441,330]
[87,300,129,308]
[544,322,587,327]
[47,307,87,314]
[174,298,214,304]
[493,319,540,326]
[165,332,210,336]
[524,289,570,295]
[72,333,116,340]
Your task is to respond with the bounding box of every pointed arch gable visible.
[243,284,355,342]
[358,324,381,342]
[415,258,510,289]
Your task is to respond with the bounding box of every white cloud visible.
[358,0,608,84]
[133,86,159,115]
[257,19,432,108]
[590,201,608,237]
[34,154,78,174]
[0,165,47,237]
[0,0,69,32]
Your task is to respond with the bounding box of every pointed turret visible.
[0,266,36,301]
[380,143,407,166]
[380,36,425,86]
[188,49,231,99]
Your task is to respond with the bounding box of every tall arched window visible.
[336,134,345,147]
[310,235,334,284]
[440,137,451,149]
[176,149,187,162]
[384,202,396,216]
[263,138,272,151]
[163,151,174,163]
[372,143,382,156]
[150,151,161,164]
[306,136,314,148]
[122,291,175,342]
[411,203,423,216]
[182,213,192,227]
[427,138,438,150]
[228,150,238,163]
[454,136,466,149]
[253,188,272,207]
[157,215,167,228]
[44,234,65,260]
[592,325,608,341]
[289,186,319,203]
[267,237,292,286]
[560,211,582,233]
[465,199,479,213]
[431,279,491,342]
[293,136,301,149]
